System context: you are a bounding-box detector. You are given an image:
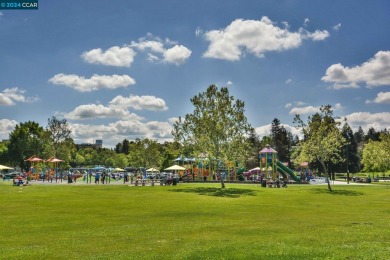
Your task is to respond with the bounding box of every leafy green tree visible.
[361,132,390,174]
[160,141,183,171]
[0,141,9,165]
[260,135,272,148]
[172,85,253,188]
[127,138,161,168]
[7,121,49,170]
[293,105,346,191]
[113,153,128,168]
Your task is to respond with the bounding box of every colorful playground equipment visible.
[259,144,301,182]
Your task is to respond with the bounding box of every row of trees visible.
[1,85,389,191]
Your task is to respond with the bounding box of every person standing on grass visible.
[101,171,106,184]
[95,172,100,184]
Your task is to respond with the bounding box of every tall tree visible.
[245,130,261,170]
[8,121,48,170]
[293,105,346,191]
[122,139,130,155]
[270,118,291,163]
[366,127,380,142]
[127,138,161,169]
[47,116,72,157]
[172,85,253,188]
[361,132,390,174]
[341,122,360,176]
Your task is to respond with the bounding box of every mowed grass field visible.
[0,181,389,259]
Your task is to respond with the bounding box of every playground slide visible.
[275,160,301,182]
[276,165,288,179]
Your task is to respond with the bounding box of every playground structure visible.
[259,144,301,182]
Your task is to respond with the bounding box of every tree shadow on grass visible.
[311,188,364,196]
[171,187,257,198]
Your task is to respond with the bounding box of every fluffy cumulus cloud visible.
[163,45,192,65]
[366,91,390,104]
[305,29,330,41]
[289,105,321,115]
[343,112,390,133]
[70,120,173,147]
[202,16,329,61]
[64,104,143,120]
[109,95,168,111]
[130,35,191,65]
[48,73,136,92]
[64,94,167,120]
[322,51,390,89]
[0,87,38,106]
[81,46,136,67]
[373,92,390,104]
[0,119,17,140]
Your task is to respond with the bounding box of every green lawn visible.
[0,181,389,259]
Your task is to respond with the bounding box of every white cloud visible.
[288,103,342,115]
[70,120,173,147]
[322,51,390,88]
[367,91,390,104]
[0,119,17,140]
[0,87,38,106]
[109,95,168,111]
[64,94,167,120]
[227,81,233,85]
[285,78,292,84]
[130,36,192,65]
[289,105,320,115]
[203,16,329,61]
[81,46,136,67]
[163,45,192,65]
[255,123,302,139]
[306,29,330,41]
[64,104,143,120]
[49,73,136,92]
[343,112,390,133]
[130,40,165,53]
[333,23,342,31]
[304,18,310,26]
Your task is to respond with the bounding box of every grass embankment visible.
[0,182,389,259]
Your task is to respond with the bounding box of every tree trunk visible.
[219,169,225,188]
[319,159,332,192]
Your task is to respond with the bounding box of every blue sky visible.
[1,0,390,147]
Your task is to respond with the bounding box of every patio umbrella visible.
[46,157,64,180]
[146,167,159,172]
[165,165,186,171]
[0,165,13,170]
[25,156,43,174]
[114,167,125,172]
